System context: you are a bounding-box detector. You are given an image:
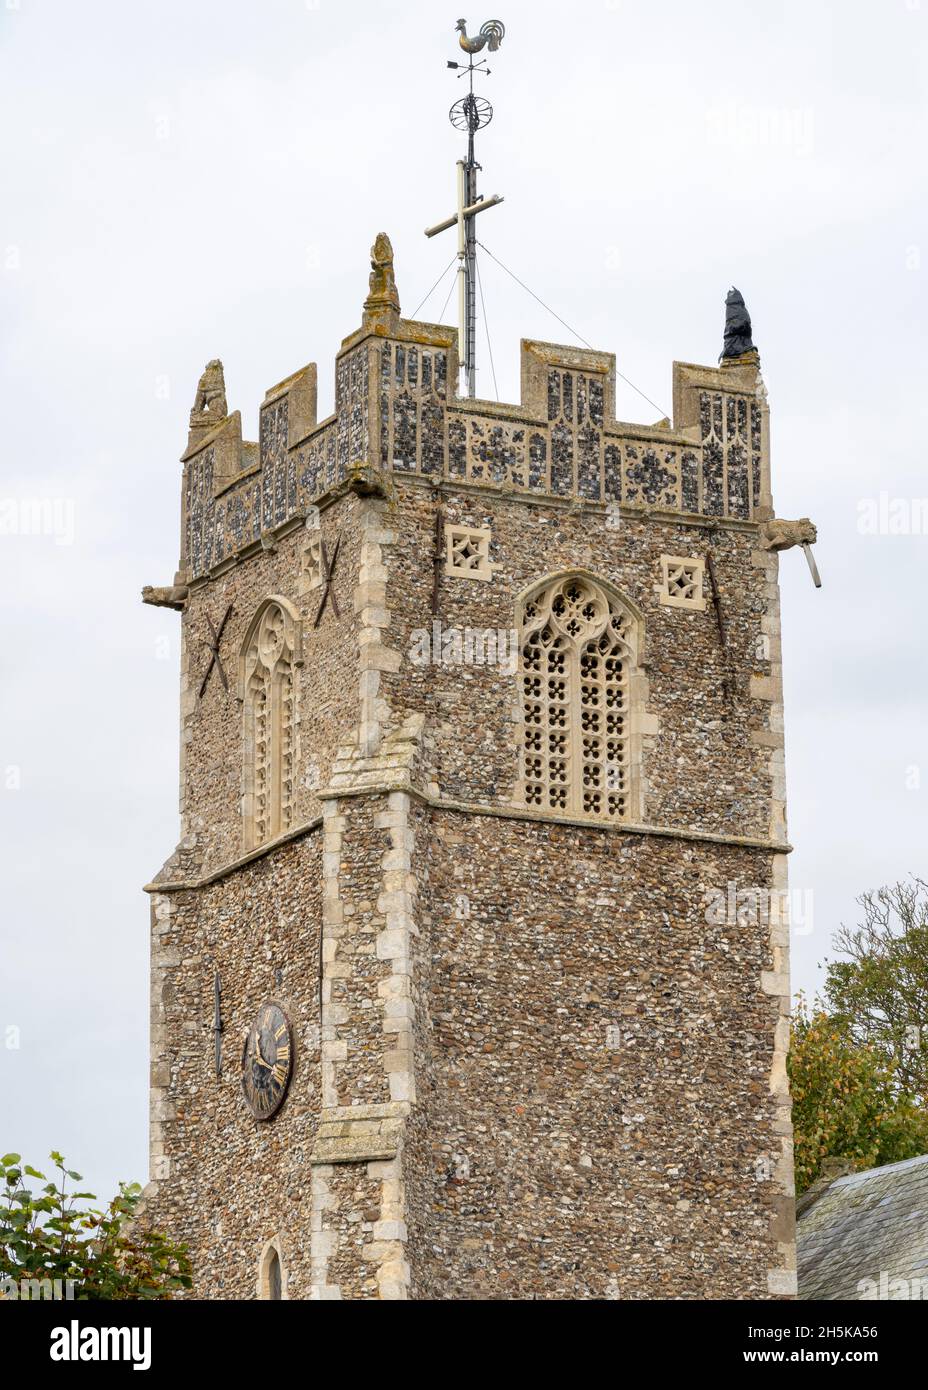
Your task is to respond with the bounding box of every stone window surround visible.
[513,569,652,825]
[239,595,304,852]
[257,1234,288,1299]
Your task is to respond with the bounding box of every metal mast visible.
[425,19,506,399]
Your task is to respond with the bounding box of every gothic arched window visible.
[241,597,302,850]
[257,1236,287,1300]
[517,572,641,822]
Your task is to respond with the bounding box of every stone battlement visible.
[179,235,771,584]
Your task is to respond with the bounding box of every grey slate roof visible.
[797,1152,928,1300]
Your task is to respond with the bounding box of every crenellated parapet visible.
[178,233,771,583]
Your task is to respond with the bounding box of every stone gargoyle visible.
[759,517,817,552]
[142,583,189,610]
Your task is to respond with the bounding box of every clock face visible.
[241,1003,293,1121]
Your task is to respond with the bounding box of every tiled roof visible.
[797,1153,928,1300]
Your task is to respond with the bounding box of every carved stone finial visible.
[720,287,758,366]
[362,233,400,330]
[188,359,228,442]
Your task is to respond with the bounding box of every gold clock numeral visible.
[276,1042,290,1061]
[263,1008,272,1029]
[274,1023,287,1040]
[272,1063,286,1085]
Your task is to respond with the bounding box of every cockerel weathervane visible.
[455,17,505,54]
[425,19,507,398]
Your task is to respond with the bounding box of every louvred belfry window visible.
[519,574,638,821]
[242,598,301,850]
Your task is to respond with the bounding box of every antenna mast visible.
[425,19,506,399]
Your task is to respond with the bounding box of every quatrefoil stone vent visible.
[658,555,706,611]
[444,524,495,581]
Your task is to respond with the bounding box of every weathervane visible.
[425,19,506,398]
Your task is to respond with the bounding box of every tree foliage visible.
[0,1152,191,1300]
[788,997,928,1194]
[788,879,928,1194]
[823,878,928,1094]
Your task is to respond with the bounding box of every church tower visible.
[140,227,809,1297]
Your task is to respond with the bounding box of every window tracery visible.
[518,574,640,821]
[242,598,301,849]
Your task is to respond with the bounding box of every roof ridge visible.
[832,1151,928,1189]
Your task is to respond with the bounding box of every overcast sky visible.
[1,0,926,1201]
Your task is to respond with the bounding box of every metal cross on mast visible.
[424,19,506,399]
